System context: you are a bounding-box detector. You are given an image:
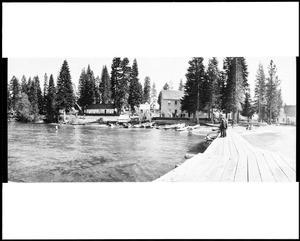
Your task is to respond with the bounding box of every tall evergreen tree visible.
[265,60,282,121]
[254,63,267,122]
[178,79,184,91]
[206,57,221,121]
[94,76,101,104]
[223,57,249,122]
[128,59,143,112]
[86,64,96,104]
[181,57,206,119]
[78,68,87,110]
[20,75,27,94]
[33,76,43,115]
[46,74,57,122]
[241,88,254,120]
[28,79,39,118]
[9,76,21,110]
[100,65,112,104]
[42,73,48,114]
[110,57,122,107]
[150,82,157,105]
[111,57,131,113]
[56,60,75,116]
[143,76,151,103]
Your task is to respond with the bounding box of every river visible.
[8,122,209,182]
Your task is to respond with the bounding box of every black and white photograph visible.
[2,2,298,239]
[7,57,296,182]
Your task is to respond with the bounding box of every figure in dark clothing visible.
[219,116,228,137]
[231,119,235,128]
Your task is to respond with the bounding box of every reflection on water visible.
[8,122,208,182]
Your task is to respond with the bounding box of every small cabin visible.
[84,104,116,115]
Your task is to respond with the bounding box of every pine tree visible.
[178,79,184,91]
[119,58,131,110]
[206,57,221,121]
[254,63,267,122]
[56,60,75,116]
[94,76,101,104]
[111,57,130,113]
[9,76,21,111]
[128,59,143,113]
[100,65,112,104]
[241,89,253,120]
[143,76,151,103]
[86,64,96,104]
[42,73,48,115]
[150,82,157,106]
[78,68,87,110]
[33,76,43,115]
[265,60,282,122]
[20,75,27,94]
[29,79,39,118]
[46,74,57,122]
[110,57,122,107]
[223,57,249,122]
[181,57,206,119]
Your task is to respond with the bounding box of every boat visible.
[123,123,132,128]
[176,126,189,132]
[187,124,200,130]
[142,122,154,128]
[174,123,186,130]
[133,124,143,128]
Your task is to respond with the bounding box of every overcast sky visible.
[8,57,296,105]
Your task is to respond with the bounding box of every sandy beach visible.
[233,124,296,160]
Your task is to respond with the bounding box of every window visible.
[175,100,177,105]
[168,101,171,106]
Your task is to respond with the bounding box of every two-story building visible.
[160,90,185,117]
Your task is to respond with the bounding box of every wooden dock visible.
[155,129,296,182]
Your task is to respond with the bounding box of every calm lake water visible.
[8,122,208,182]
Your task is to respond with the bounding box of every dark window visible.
[175,101,177,105]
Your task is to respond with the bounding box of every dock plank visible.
[155,128,295,182]
[231,133,248,182]
[259,149,290,182]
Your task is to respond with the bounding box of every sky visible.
[8,57,296,105]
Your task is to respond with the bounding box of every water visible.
[8,122,208,182]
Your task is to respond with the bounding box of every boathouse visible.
[84,104,116,115]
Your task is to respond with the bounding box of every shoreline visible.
[234,125,296,160]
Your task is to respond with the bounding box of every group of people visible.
[218,116,235,137]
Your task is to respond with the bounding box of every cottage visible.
[135,102,151,121]
[277,105,296,125]
[84,104,116,115]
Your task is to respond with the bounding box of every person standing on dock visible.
[219,116,228,137]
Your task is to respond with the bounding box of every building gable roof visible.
[161,90,184,100]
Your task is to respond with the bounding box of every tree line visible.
[179,57,283,123]
[8,58,158,123]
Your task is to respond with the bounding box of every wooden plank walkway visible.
[154,129,296,182]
